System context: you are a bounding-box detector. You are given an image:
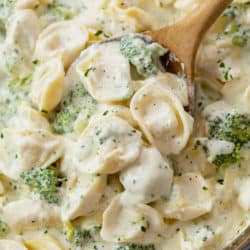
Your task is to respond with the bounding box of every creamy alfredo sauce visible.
[0,0,249,250]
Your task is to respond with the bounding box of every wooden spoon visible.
[146,0,233,82]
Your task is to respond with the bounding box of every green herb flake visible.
[84,67,96,77]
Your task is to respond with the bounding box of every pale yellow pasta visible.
[0,1,249,249]
[1,9,40,77]
[155,173,213,221]
[34,20,89,68]
[235,177,250,211]
[137,72,189,106]
[15,0,39,10]
[71,115,142,174]
[31,57,65,112]
[0,240,28,250]
[130,83,193,155]
[24,235,63,250]
[10,103,52,131]
[120,147,173,204]
[3,199,61,231]
[101,194,165,244]
[161,231,192,250]
[103,4,158,34]
[0,129,64,180]
[222,77,250,111]
[89,103,138,128]
[61,173,107,221]
[76,41,133,102]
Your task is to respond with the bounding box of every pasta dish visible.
[0,0,249,249]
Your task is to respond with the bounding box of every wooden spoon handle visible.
[148,0,233,79]
[181,0,234,42]
[174,0,233,77]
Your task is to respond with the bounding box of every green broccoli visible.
[0,75,32,128]
[120,35,167,77]
[64,221,101,248]
[207,113,250,167]
[8,75,32,97]
[0,220,9,237]
[116,244,156,250]
[220,3,250,48]
[47,0,77,20]
[20,166,66,204]
[50,83,96,134]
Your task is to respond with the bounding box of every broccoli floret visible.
[208,113,250,144]
[207,113,250,167]
[0,220,9,237]
[20,166,66,204]
[219,3,250,48]
[232,34,248,47]
[64,222,101,248]
[116,244,156,250]
[50,83,96,134]
[48,0,77,20]
[51,105,81,134]
[8,75,32,97]
[0,75,32,128]
[120,35,167,77]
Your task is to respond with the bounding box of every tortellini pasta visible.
[3,199,61,231]
[15,0,40,10]
[1,10,40,77]
[130,83,193,155]
[155,173,213,221]
[0,240,27,250]
[101,194,165,244]
[139,72,189,106]
[89,103,138,128]
[120,147,173,203]
[76,41,133,102]
[222,77,250,111]
[162,231,192,250]
[34,20,89,68]
[235,177,250,211]
[102,3,158,34]
[61,173,107,221]
[0,0,249,249]
[10,103,52,131]
[24,235,63,250]
[0,128,63,180]
[71,115,142,174]
[31,57,65,111]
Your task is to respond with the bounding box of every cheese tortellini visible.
[76,41,133,102]
[155,173,213,221]
[1,10,40,77]
[162,231,192,250]
[222,77,250,111]
[0,0,249,249]
[62,173,107,221]
[131,83,193,155]
[101,194,165,244]
[0,129,63,179]
[3,199,61,231]
[102,3,158,34]
[139,72,189,106]
[31,57,65,111]
[235,177,250,211]
[120,147,173,203]
[10,103,52,131]
[71,115,142,174]
[0,240,27,250]
[34,20,89,68]
[24,236,63,250]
